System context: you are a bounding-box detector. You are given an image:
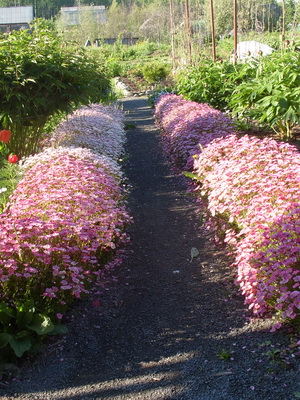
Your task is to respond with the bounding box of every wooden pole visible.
[233,0,237,63]
[185,0,192,63]
[169,0,176,68]
[210,0,216,61]
[282,0,286,42]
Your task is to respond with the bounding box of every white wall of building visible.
[0,6,34,24]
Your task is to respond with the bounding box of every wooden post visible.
[169,0,176,68]
[233,0,237,63]
[185,0,192,63]
[282,0,286,42]
[210,0,216,61]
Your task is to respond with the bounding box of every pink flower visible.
[0,104,131,318]
[155,94,300,328]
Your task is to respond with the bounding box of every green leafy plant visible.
[230,50,300,140]
[217,349,232,361]
[142,62,171,84]
[259,340,297,372]
[175,58,256,112]
[0,160,22,213]
[0,299,67,362]
[106,60,125,77]
[0,19,111,158]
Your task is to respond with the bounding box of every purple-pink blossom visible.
[155,94,300,329]
[0,104,130,315]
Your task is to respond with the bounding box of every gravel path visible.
[1,96,299,400]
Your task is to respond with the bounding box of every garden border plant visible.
[230,50,300,140]
[174,49,300,141]
[155,93,300,332]
[0,103,130,363]
[0,19,111,159]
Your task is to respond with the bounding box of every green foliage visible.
[89,41,168,62]
[0,19,111,158]
[175,58,256,112]
[217,349,232,361]
[230,50,300,140]
[142,61,171,84]
[147,86,174,107]
[0,299,67,362]
[105,60,129,77]
[0,161,22,213]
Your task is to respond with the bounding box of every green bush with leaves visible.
[230,50,300,140]
[0,20,111,158]
[142,61,171,84]
[174,58,256,112]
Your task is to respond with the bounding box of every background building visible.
[60,6,106,26]
[0,6,33,32]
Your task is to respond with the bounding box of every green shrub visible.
[0,20,111,158]
[127,63,144,78]
[106,60,125,77]
[230,50,300,140]
[142,62,171,84]
[174,58,256,112]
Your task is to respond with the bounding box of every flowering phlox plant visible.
[45,104,126,163]
[156,94,300,329]
[154,94,237,170]
[193,134,300,329]
[0,146,130,316]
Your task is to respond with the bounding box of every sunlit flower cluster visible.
[155,94,300,328]
[0,104,130,313]
[154,93,237,170]
[46,104,126,162]
[194,134,300,326]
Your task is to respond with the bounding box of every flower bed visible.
[155,94,300,329]
[0,103,130,354]
[154,93,237,170]
[47,104,125,163]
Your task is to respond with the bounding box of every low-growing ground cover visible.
[154,93,237,170]
[154,93,300,331]
[0,103,130,362]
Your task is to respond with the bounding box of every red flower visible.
[8,154,18,163]
[0,130,11,144]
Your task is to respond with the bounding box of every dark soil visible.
[0,96,300,400]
